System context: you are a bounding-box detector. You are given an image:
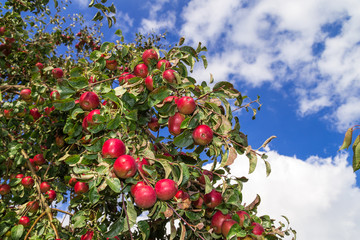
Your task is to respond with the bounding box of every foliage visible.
[339,125,360,172]
[0,0,296,239]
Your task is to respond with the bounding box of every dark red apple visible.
[192,195,204,209]
[134,63,148,78]
[35,62,44,70]
[134,185,157,209]
[162,69,176,83]
[30,108,41,120]
[52,68,63,79]
[168,112,185,136]
[157,59,171,69]
[148,117,160,131]
[204,189,222,208]
[236,211,250,227]
[118,72,136,84]
[198,170,213,184]
[0,26,5,35]
[106,60,118,70]
[155,179,178,201]
[40,181,51,193]
[0,184,10,196]
[74,182,89,194]
[33,154,46,165]
[222,219,239,237]
[145,75,153,91]
[20,88,32,100]
[68,177,78,187]
[177,96,196,115]
[252,222,264,235]
[21,176,34,188]
[50,90,60,100]
[102,138,126,159]
[27,200,39,213]
[81,230,94,240]
[192,125,213,145]
[113,155,137,179]
[44,106,55,116]
[79,91,99,111]
[19,216,30,227]
[174,190,189,201]
[46,189,56,202]
[135,158,150,176]
[211,210,232,234]
[142,49,158,65]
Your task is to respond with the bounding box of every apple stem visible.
[121,182,134,240]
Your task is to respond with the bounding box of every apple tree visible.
[0,0,296,239]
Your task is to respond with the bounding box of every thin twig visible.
[51,208,74,216]
[25,211,47,240]
[121,182,134,240]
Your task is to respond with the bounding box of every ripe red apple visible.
[81,230,94,240]
[168,112,185,136]
[144,75,153,91]
[106,59,118,70]
[192,125,213,145]
[198,170,213,184]
[155,179,178,201]
[134,63,148,78]
[177,96,196,115]
[0,184,10,196]
[40,181,51,193]
[134,184,157,209]
[0,26,5,35]
[148,117,160,131]
[89,76,97,84]
[236,211,250,227]
[4,109,12,119]
[86,109,101,125]
[44,106,55,116]
[157,59,171,69]
[16,174,24,179]
[46,189,56,202]
[192,195,204,209]
[79,91,100,111]
[113,155,137,179]
[222,219,239,237]
[162,69,176,83]
[251,222,264,235]
[50,90,60,100]
[20,88,31,100]
[33,154,46,165]
[118,72,136,84]
[52,68,63,79]
[35,62,44,70]
[74,182,89,194]
[68,177,78,187]
[204,189,222,208]
[56,135,65,148]
[130,181,147,196]
[211,210,232,234]
[21,176,34,188]
[102,138,126,159]
[174,190,189,201]
[82,115,90,132]
[30,108,41,120]
[27,200,39,213]
[142,49,158,65]
[19,216,30,227]
[135,158,150,176]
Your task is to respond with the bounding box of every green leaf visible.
[213,81,234,91]
[106,114,121,130]
[90,50,102,61]
[227,223,246,239]
[106,177,121,193]
[121,45,129,58]
[70,67,83,78]
[68,77,88,90]
[92,11,103,21]
[352,136,360,172]
[148,86,171,107]
[201,55,208,69]
[155,158,173,179]
[58,82,76,98]
[264,160,271,177]
[138,220,150,240]
[65,155,80,165]
[247,151,257,174]
[125,110,137,121]
[123,200,137,231]
[173,130,194,148]
[339,127,353,150]
[53,98,75,111]
[73,215,87,228]
[89,0,95,7]
[179,163,190,187]
[11,225,24,240]
[204,175,212,194]
[89,187,100,204]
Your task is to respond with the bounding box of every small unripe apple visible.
[177,96,196,115]
[106,59,118,70]
[33,154,46,165]
[134,185,157,209]
[30,108,41,120]
[135,158,150,176]
[155,179,178,201]
[222,219,239,237]
[162,69,176,83]
[74,182,89,195]
[27,200,39,213]
[148,117,160,132]
[68,177,78,187]
[251,222,264,235]
[35,62,44,70]
[134,63,148,78]
[113,155,137,179]
[0,184,10,196]
[142,49,158,65]
[192,125,213,145]
[204,189,222,208]
[102,138,126,159]
[156,59,171,69]
[52,68,63,79]
[211,210,232,234]
[144,75,153,91]
[21,176,34,188]
[19,216,30,227]
[46,189,56,202]
[79,91,100,111]
[198,170,213,184]
[20,88,32,100]
[118,72,136,84]
[50,90,60,100]
[168,112,185,136]
[40,181,51,193]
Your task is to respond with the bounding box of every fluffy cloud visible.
[227,150,360,239]
[74,0,89,8]
[180,0,360,131]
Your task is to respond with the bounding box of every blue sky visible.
[62,0,360,239]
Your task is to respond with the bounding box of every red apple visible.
[40,181,51,193]
[30,108,41,120]
[118,72,136,84]
[50,90,60,100]
[86,109,101,125]
[16,174,24,179]
[155,179,178,201]
[168,112,185,136]
[35,62,44,70]
[142,49,158,65]
[157,59,171,69]
[79,91,100,111]
[148,117,160,131]
[82,115,90,132]
[135,158,150,176]
[21,176,34,188]
[174,190,190,201]
[198,170,213,184]
[46,189,56,202]
[177,96,196,115]
[44,106,55,116]
[204,189,222,208]
[0,26,5,35]
[102,138,126,159]
[0,184,10,196]
[4,109,12,119]
[27,200,39,213]
[192,195,204,209]
[19,216,30,227]
[106,60,118,70]
[134,185,157,209]
[236,211,250,227]
[144,75,153,91]
[20,88,32,100]
[222,219,239,237]
[134,63,148,78]
[163,96,179,104]
[36,96,45,105]
[89,76,97,84]
[211,210,232,234]
[130,181,147,196]
[192,125,213,145]
[68,177,78,187]
[162,69,176,83]
[33,154,46,165]
[74,182,89,194]
[52,68,63,79]
[81,230,94,240]
[113,155,137,179]
[252,222,264,235]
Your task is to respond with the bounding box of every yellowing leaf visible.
[339,127,353,150]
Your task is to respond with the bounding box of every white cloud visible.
[224,150,360,240]
[74,0,89,8]
[113,10,134,33]
[180,0,360,131]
